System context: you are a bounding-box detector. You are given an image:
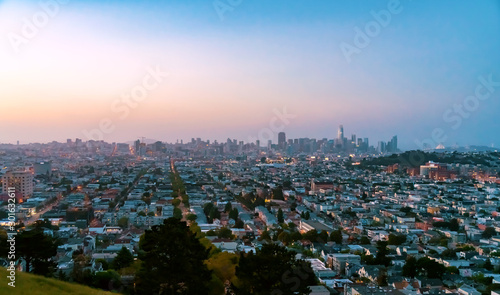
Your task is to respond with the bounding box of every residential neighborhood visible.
[1,139,500,294]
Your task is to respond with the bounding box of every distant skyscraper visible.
[278,132,286,149]
[337,125,344,141]
[134,139,141,155]
[392,135,398,152]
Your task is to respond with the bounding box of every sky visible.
[0,0,499,150]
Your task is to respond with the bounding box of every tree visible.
[17,228,59,276]
[375,241,391,267]
[482,227,497,239]
[172,199,181,207]
[234,219,245,229]
[235,244,316,295]
[209,207,221,221]
[204,202,214,216]
[484,258,493,271]
[187,214,197,222]
[217,227,234,239]
[377,268,388,286]
[173,207,183,219]
[302,230,319,243]
[402,256,417,278]
[118,217,129,229]
[135,218,212,294]
[360,236,370,245]
[416,257,446,279]
[278,232,292,246]
[95,258,109,270]
[277,208,284,224]
[224,202,232,213]
[259,231,271,242]
[317,231,328,244]
[272,188,284,200]
[111,247,134,270]
[93,270,122,291]
[388,234,406,245]
[229,208,239,221]
[449,218,459,231]
[330,229,343,244]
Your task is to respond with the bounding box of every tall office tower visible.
[392,135,398,152]
[364,138,369,150]
[2,169,34,198]
[351,134,356,144]
[357,138,363,147]
[267,140,272,150]
[134,139,141,155]
[337,125,344,141]
[278,132,286,149]
[256,140,260,147]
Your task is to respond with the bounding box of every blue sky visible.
[0,0,499,149]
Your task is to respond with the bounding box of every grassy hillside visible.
[0,268,116,295]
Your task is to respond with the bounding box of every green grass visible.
[0,268,116,295]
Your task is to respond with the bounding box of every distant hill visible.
[0,268,115,295]
[360,150,500,168]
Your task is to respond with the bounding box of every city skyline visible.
[1,0,499,150]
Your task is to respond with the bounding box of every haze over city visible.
[1,0,499,149]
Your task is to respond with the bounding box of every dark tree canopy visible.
[111,247,134,270]
[277,208,284,224]
[482,227,497,239]
[135,218,212,295]
[17,228,59,276]
[402,256,417,278]
[388,234,406,245]
[330,229,343,244]
[235,244,316,295]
